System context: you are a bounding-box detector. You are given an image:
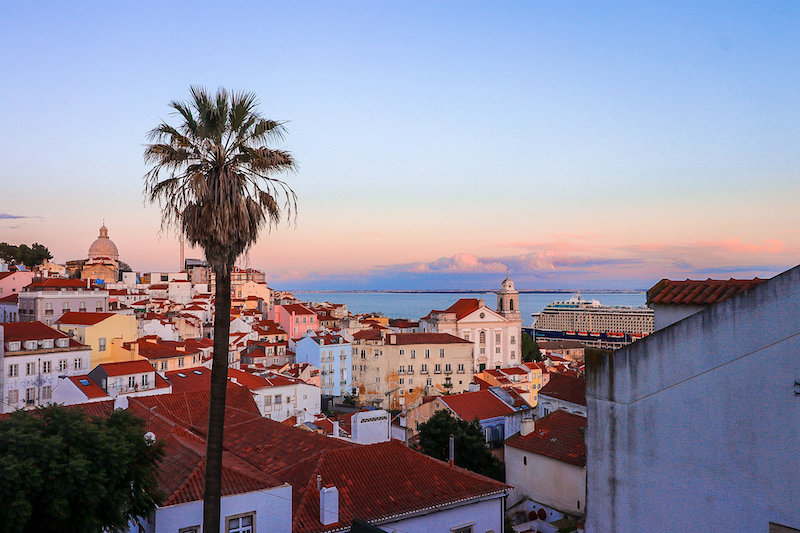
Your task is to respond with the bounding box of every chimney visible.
[468,382,480,392]
[520,417,535,436]
[449,433,455,466]
[316,474,322,491]
[332,420,340,438]
[388,334,396,344]
[320,485,339,525]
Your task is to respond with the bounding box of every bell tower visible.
[497,273,520,320]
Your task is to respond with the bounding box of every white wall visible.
[586,266,800,532]
[350,409,391,444]
[505,445,585,514]
[651,303,706,331]
[379,495,505,533]
[145,485,292,533]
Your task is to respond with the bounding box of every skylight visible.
[79,379,90,386]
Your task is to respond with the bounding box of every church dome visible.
[500,277,516,292]
[88,224,119,261]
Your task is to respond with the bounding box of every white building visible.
[18,278,109,326]
[0,321,91,413]
[421,277,522,371]
[295,331,352,397]
[586,265,800,532]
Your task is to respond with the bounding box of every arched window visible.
[479,331,486,344]
[510,299,514,311]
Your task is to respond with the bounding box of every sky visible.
[1,2,798,290]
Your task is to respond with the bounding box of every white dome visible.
[88,224,119,260]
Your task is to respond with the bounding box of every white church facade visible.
[421,277,522,371]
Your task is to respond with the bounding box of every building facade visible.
[295,332,352,397]
[18,279,109,326]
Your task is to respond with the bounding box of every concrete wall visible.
[586,265,800,532]
[379,494,505,533]
[505,444,585,514]
[651,303,706,331]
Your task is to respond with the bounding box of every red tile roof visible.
[424,298,482,320]
[392,332,472,345]
[68,375,109,399]
[0,321,72,342]
[280,303,316,315]
[148,283,169,290]
[440,390,514,421]
[26,279,88,289]
[353,329,383,341]
[56,311,115,325]
[505,411,586,466]
[538,373,586,407]
[0,294,18,304]
[647,277,766,306]
[282,440,509,533]
[97,359,156,376]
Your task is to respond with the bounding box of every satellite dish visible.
[144,432,156,445]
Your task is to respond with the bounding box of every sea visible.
[292,291,647,328]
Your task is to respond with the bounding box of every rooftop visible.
[440,389,515,421]
[646,277,767,306]
[505,411,586,466]
[538,373,586,407]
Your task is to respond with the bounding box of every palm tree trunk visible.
[203,266,232,533]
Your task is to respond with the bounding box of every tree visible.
[417,409,505,481]
[521,331,541,362]
[0,405,163,532]
[0,242,52,267]
[144,86,296,533]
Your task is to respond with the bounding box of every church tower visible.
[497,274,520,320]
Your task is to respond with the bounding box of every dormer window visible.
[56,338,69,348]
[8,341,21,351]
[42,339,54,349]
[25,340,37,350]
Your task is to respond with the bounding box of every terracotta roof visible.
[56,311,115,325]
[440,390,515,421]
[68,375,108,399]
[0,321,72,342]
[538,373,586,407]
[281,439,509,533]
[0,293,19,303]
[423,298,482,321]
[148,283,169,290]
[646,277,766,306]
[353,329,383,341]
[97,360,156,376]
[280,303,316,315]
[505,411,586,466]
[392,332,471,345]
[388,318,419,328]
[26,279,89,289]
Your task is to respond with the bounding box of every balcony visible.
[444,370,452,375]
[434,370,442,374]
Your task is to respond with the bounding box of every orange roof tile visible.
[56,311,115,325]
[440,390,514,421]
[647,277,766,306]
[68,375,108,399]
[97,360,156,376]
[0,321,72,342]
[505,411,586,466]
[538,373,586,406]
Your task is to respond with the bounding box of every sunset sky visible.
[1,2,798,290]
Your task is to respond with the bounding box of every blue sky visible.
[1,2,798,290]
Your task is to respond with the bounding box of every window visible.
[424,349,430,358]
[445,363,452,372]
[439,348,445,357]
[161,361,168,370]
[62,303,70,312]
[399,365,405,373]
[410,350,416,359]
[128,376,136,389]
[178,357,184,368]
[496,333,501,343]
[142,374,149,387]
[73,358,82,371]
[275,394,282,404]
[59,359,67,371]
[399,349,404,356]
[8,364,18,377]
[42,386,52,400]
[464,332,470,341]
[42,361,51,373]
[435,364,441,373]
[8,390,18,404]
[79,302,86,312]
[226,513,254,533]
[407,365,413,373]
[458,363,465,373]
[42,339,54,349]
[8,341,20,351]
[479,331,486,344]
[511,335,516,344]
[399,378,404,385]
[496,346,501,353]
[26,387,36,403]
[264,396,272,406]
[426,378,432,386]
[98,337,106,352]
[523,456,527,465]
[56,338,68,348]
[421,364,428,374]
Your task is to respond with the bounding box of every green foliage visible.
[0,405,163,533]
[0,242,52,267]
[417,409,505,481]
[521,331,541,362]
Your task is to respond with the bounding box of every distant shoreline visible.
[289,289,647,294]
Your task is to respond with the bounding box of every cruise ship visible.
[531,294,654,349]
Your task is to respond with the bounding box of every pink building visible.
[0,271,35,297]
[269,303,319,341]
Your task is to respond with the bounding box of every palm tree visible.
[144,86,296,533]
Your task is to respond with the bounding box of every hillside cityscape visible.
[3,3,799,533]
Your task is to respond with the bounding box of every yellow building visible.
[474,362,544,408]
[56,311,138,367]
